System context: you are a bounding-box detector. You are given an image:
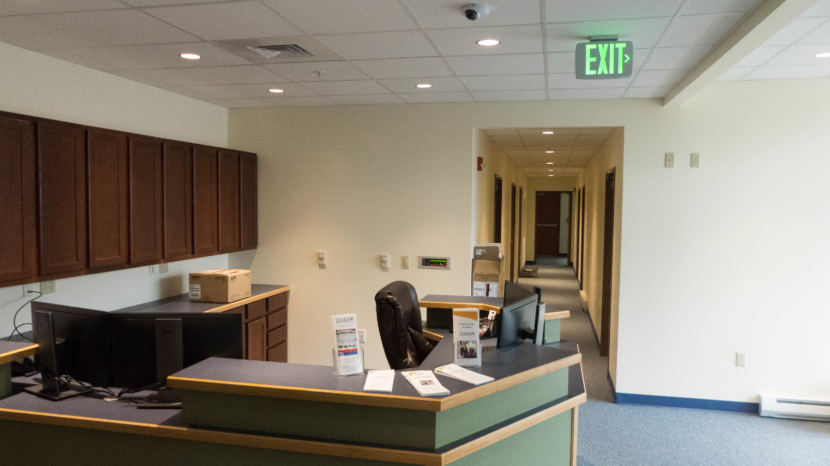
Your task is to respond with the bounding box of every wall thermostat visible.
[418,256,450,270]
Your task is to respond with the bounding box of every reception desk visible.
[0,331,583,465]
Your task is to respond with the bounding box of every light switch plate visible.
[159,263,169,274]
[401,255,410,269]
[690,152,700,168]
[664,152,675,168]
[39,281,56,294]
[317,251,327,269]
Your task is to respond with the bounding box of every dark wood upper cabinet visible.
[192,146,218,256]
[163,141,193,260]
[0,114,37,284]
[218,150,240,253]
[87,128,129,269]
[37,121,88,276]
[129,136,163,265]
[239,152,257,250]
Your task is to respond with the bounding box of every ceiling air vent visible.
[245,44,313,60]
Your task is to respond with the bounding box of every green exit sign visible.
[575,41,633,79]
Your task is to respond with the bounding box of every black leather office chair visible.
[375,281,435,370]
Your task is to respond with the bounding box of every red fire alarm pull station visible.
[477,156,484,171]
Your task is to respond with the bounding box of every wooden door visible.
[38,121,88,276]
[193,146,219,256]
[239,152,257,250]
[218,150,240,253]
[246,317,267,361]
[579,186,586,289]
[600,171,616,357]
[535,191,561,256]
[0,114,37,283]
[509,184,517,281]
[129,136,163,265]
[493,176,502,243]
[163,141,193,260]
[87,128,129,269]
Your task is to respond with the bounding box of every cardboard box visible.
[472,244,503,297]
[189,269,252,303]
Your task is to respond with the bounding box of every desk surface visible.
[419,294,503,312]
[116,284,288,314]
[0,340,38,365]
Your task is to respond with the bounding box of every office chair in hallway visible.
[375,281,435,370]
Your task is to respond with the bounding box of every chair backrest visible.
[375,281,434,370]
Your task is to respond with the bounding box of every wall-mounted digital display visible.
[418,256,450,270]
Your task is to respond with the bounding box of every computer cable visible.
[8,290,42,342]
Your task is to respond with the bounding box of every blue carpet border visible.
[616,393,759,413]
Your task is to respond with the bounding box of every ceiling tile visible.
[796,19,830,44]
[228,82,317,97]
[425,25,543,56]
[264,0,414,34]
[544,0,682,23]
[109,68,214,87]
[631,68,686,87]
[548,88,625,99]
[643,46,709,70]
[717,67,753,80]
[547,52,575,73]
[734,45,784,67]
[765,44,830,65]
[801,0,830,17]
[460,74,546,90]
[445,53,544,76]
[40,42,250,70]
[402,0,542,28]
[123,0,223,6]
[208,97,276,108]
[0,0,126,15]
[330,94,405,105]
[548,73,633,89]
[743,64,830,79]
[377,77,466,93]
[472,90,547,101]
[172,85,248,99]
[352,57,454,79]
[144,1,301,41]
[677,0,762,15]
[263,61,369,81]
[187,65,285,85]
[267,96,340,106]
[546,17,671,52]
[300,80,390,95]
[0,10,197,50]
[657,13,743,47]
[623,86,668,98]
[317,30,437,59]
[762,17,825,46]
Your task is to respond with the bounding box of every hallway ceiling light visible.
[547,174,554,177]
[477,38,500,47]
[179,52,201,60]
[546,162,553,165]
[815,52,830,58]
[268,88,285,94]
[415,83,432,89]
[548,168,553,171]
[541,130,554,135]
[545,150,554,154]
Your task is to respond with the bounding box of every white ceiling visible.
[0,0,793,108]
[483,126,615,177]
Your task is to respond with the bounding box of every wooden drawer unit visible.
[246,299,267,322]
[267,293,287,312]
[233,291,289,363]
[267,342,287,363]
[267,309,286,330]
[266,325,287,348]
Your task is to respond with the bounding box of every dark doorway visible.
[493,176,502,243]
[518,187,523,269]
[579,186,586,290]
[600,170,615,357]
[509,184,517,281]
[535,191,561,257]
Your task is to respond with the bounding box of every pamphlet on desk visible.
[402,370,450,397]
[332,313,363,376]
[453,308,481,367]
[434,363,494,386]
[363,370,395,393]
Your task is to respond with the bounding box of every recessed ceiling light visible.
[268,88,285,94]
[548,168,554,172]
[546,162,553,165]
[815,52,830,58]
[179,52,201,60]
[542,130,554,135]
[477,38,500,47]
[416,83,432,89]
[547,174,554,177]
[545,150,554,154]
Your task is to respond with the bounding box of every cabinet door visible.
[193,146,218,256]
[87,128,129,269]
[239,152,257,250]
[129,136,163,265]
[163,141,193,260]
[38,121,87,276]
[218,150,240,253]
[0,115,36,283]
[246,316,267,361]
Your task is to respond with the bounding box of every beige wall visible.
[474,132,527,286]
[524,177,577,262]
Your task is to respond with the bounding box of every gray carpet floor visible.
[520,257,830,466]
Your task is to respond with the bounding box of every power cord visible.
[8,290,42,342]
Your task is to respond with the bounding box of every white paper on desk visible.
[434,363,494,386]
[402,370,450,397]
[332,313,363,376]
[363,370,395,393]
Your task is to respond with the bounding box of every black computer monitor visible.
[26,302,112,400]
[497,281,545,348]
[109,312,242,388]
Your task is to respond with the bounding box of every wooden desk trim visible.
[202,286,290,313]
[418,300,501,313]
[0,344,38,365]
[545,310,571,321]
[167,352,581,412]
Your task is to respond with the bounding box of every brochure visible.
[452,308,481,367]
[434,363,494,386]
[332,313,363,376]
[401,370,450,397]
[363,370,395,393]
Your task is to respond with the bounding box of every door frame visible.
[509,183,517,282]
[600,169,615,357]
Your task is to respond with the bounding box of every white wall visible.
[230,78,830,402]
[0,42,231,337]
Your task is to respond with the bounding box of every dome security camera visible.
[463,3,491,21]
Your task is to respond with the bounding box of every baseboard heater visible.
[760,395,830,421]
